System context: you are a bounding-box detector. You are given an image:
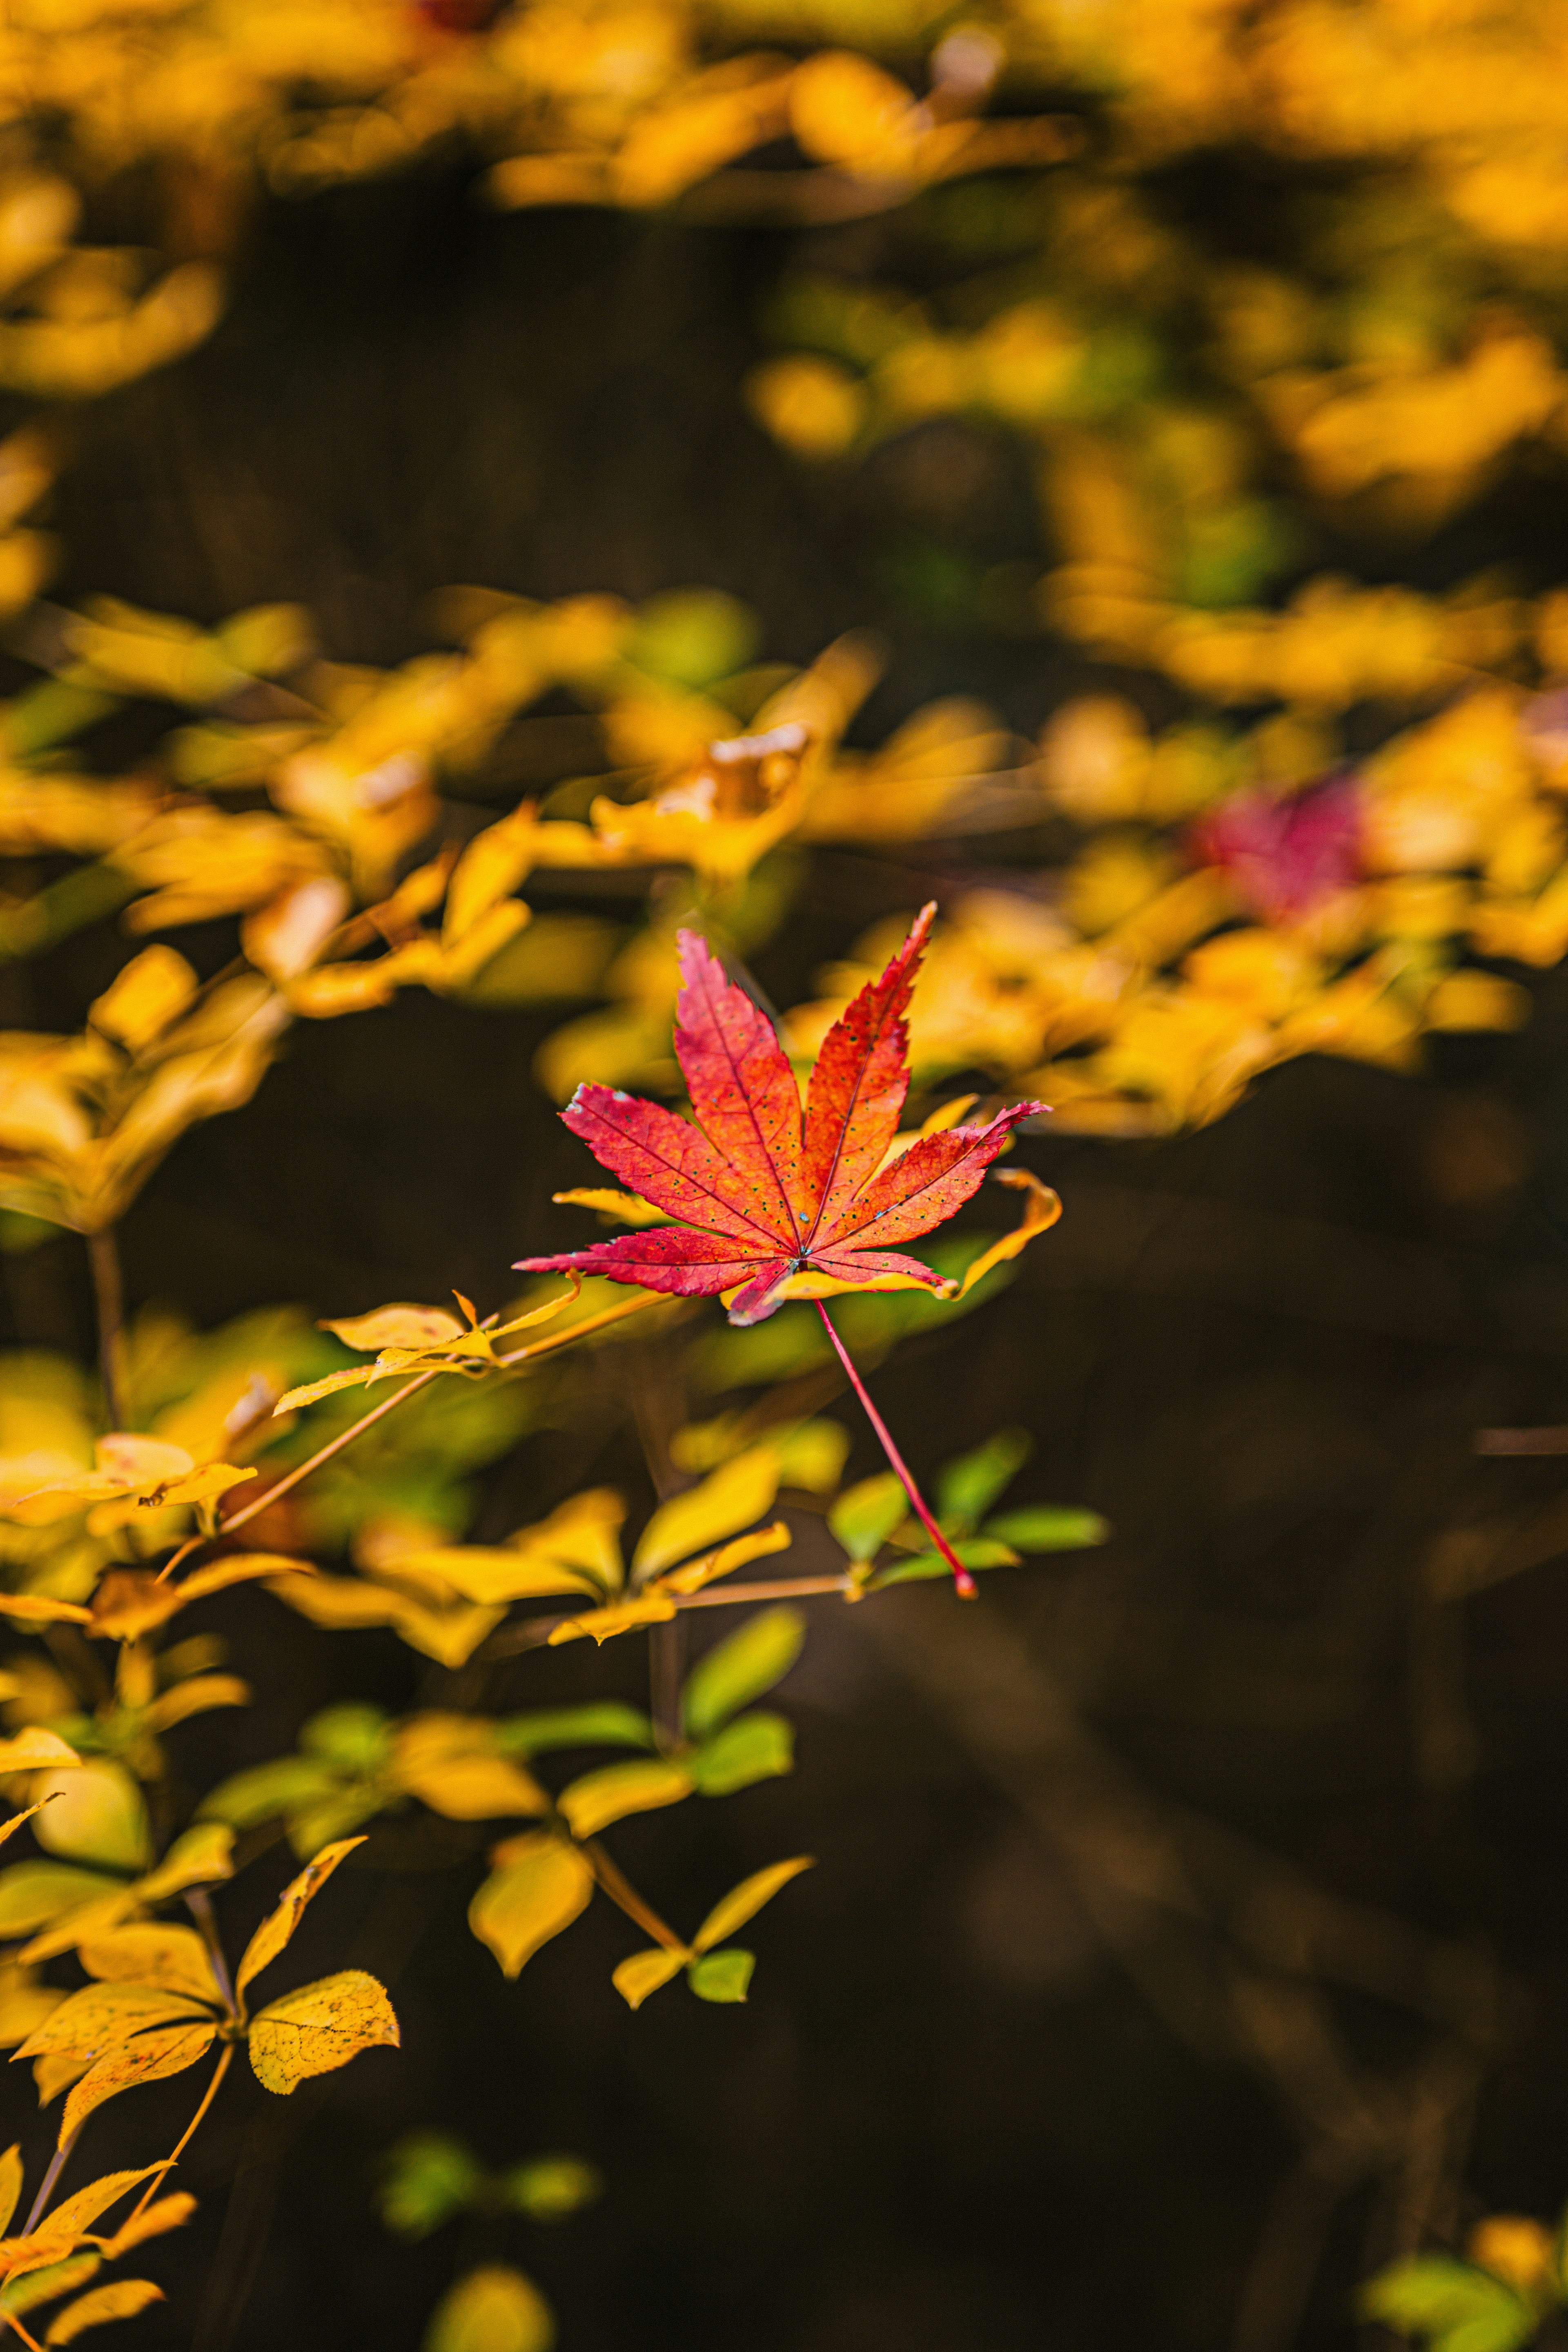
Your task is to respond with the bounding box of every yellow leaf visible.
[506,1488,626,1597]
[611,1947,688,2011]
[134,1821,233,1902]
[550,1189,668,1229]
[442,805,539,946]
[321,1305,465,1352]
[390,1721,547,1822]
[788,51,920,174]
[141,1674,249,1733]
[30,2166,170,2244]
[692,1856,814,1953]
[384,1549,600,1607]
[246,1969,398,2095]
[423,2263,555,2352]
[235,1837,365,2003]
[87,948,198,1054]
[0,1596,92,1625]
[61,2021,216,2144]
[273,1368,378,1412]
[169,1555,314,1607]
[546,1595,677,1647]
[655,1520,791,1597]
[78,1926,221,2007]
[15,1981,211,2060]
[94,1436,192,1490]
[46,2279,165,2342]
[0,2141,22,2237]
[0,1731,79,1771]
[631,1445,782,1579]
[555,1759,693,1840]
[949,1167,1062,1301]
[468,1835,594,1978]
[95,2192,195,2258]
[32,2050,91,2108]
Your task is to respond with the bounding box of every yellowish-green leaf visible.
[321,1305,464,1353]
[687,1947,754,2003]
[140,1673,249,1733]
[632,1444,782,1580]
[610,1947,688,2012]
[387,1549,599,1606]
[546,1595,676,1647]
[46,2278,164,2343]
[235,1836,364,2002]
[692,1856,814,1954]
[0,2256,101,2319]
[61,2021,216,2144]
[682,1606,804,1739]
[423,2263,554,2352]
[16,1981,211,2060]
[468,1835,593,1979]
[247,1968,398,2095]
[78,1925,221,2006]
[0,1864,122,1940]
[0,1731,79,1772]
[273,1367,378,1413]
[31,1766,150,1875]
[389,1723,547,1823]
[555,1759,693,1840]
[655,1520,791,1597]
[0,2142,22,2238]
[94,2192,195,2259]
[134,1821,233,1902]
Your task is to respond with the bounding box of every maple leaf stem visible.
[813,1302,977,1599]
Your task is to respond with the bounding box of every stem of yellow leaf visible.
[21,2125,80,2234]
[125,2045,232,2227]
[4,2310,45,2351]
[583,1841,686,1953]
[86,1226,127,1432]
[813,1301,977,1598]
[185,1887,238,2017]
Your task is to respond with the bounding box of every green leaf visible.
[422,2264,555,2352]
[682,1606,804,1740]
[692,1855,813,1953]
[378,2132,486,2239]
[827,1473,906,1564]
[687,1948,754,2003]
[984,1506,1109,1552]
[1360,2260,1535,2352]
[935,1428,1031,1532]
[555,1760,693,1840]
[199,1757,344,1832]
[300,1704,394,1775]
[610,1946,689,2011]
[0,1864,124,1938]
[871,1537,1020,1588]
[688,1713,794,1797]
[502,2157,602,2223]
[493,1705,654,1758]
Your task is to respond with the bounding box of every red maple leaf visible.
[514,903,1045,1328]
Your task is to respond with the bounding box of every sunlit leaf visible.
[555,1759,693,1840]
[468,1835,594,1979]
[682,1606,804,1739]
[631,1446,783,1580]
[686,1948,754,2003]
[30,1766,150,1875]
[493,1705,653,1757]
[0,1731,79,1771]
[322,1306,465,1353]
[134,1821,233,1901]
[654,1519,791,1597]
[610,1947,688,2011]
[0,2143,22,2238]
[45,2279,164,2342]
[422,2264,554,2352]
[61,2021,216,2143]
[247,1969,398,2094]
[95,2194,196,2259]
[692,1856,813,1953]
[78,1925,222,2006]
[37,2169,168,2243]
[234,1837,364,2002]
[15,1981,210,2060]
[546,1595,677,1647]
[0,1865,125,1940]
[0,2258,102,2320]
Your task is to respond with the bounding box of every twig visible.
[125,2046,233,2227]
[186,1887,238,2014]
[813,1301,976,1596]
[583,1840,686,1952]
[21,2126,80,2234]
[4,2310,45,2351]
[86,1226,126,1431]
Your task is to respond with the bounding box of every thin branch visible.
[3,2310,45,2351]
[582,1840,686,1952]
[186,1887,238,2016]
[125,2046,233,2227]
[21,2126,80,2234]
[86,1226,127,1431]
[813,1301,976,1596]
